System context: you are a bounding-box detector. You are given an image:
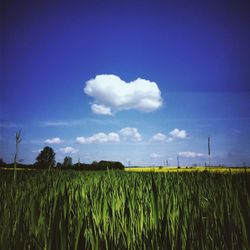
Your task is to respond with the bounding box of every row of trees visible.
[0,146,124,171]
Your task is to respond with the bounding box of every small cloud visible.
[59,147,79,154]
[179,151,206,158]
[151,133,167,142]
[45,137,63,144]
[40,120,86,127]
[42,121,71,126]
[32,149,42,153]
[76,137,87,144]
[169,128,188,139]
[76,132,120,144]
[166,137,174,142]
[119,127,142,142]
[150,153,162,159]
[91,104,112,115]
[84,74,163,115]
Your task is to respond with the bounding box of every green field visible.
[0,169,249,249]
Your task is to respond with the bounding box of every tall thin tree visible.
[14,130,22,181]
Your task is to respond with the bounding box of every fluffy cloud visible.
[59,147,79,154]
[76,128,142,144]
[150,129,187,143]
[44,137,63,144]
[84,74,163,115]
[151,133,167,142]
[76,132,120,144]
[169,129,187,139]
[91,104,112,115]
[179,151,206,158]
[119,127,142,142]
[150,153,162,159]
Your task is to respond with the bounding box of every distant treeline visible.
[0,159,124,171]
[0,146,124,171]
[58,161,124,171]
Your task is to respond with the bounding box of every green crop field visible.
[0,169,249,250]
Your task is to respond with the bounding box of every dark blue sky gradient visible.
[1,0,250,165]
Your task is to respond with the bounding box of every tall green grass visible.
[0,170,249,249]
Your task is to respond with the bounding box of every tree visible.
[98,160,124,170]
[63,156,72,168]
[91,160,124,170]
[92,161,98,166]
[36,146,55,169]
[0,158,6,168]
[56,162,62,168]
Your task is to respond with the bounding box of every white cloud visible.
[32,149,42,153]
[91,104,112,115]
[59,147,79,154]
[119,127,142,142]
[76,132,120,144]
[84,74,163,115]
[44,137,63,144]
[40,118,116,127]
[150,129,188,143]
[169,128,188,139]
[42,121,72,127]
[166,137,174,142]
[150,153,162,159]
[179,151,206,158]
[151,133,167,142]
[76,128,142,144]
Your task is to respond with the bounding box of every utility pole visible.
[208,136,211,167]
[77,157,81,168]
[14,130,22,182]
[177,155,180,168]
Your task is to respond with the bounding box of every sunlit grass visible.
[0,169,249,249]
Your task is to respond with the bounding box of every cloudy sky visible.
[1,0,250,166]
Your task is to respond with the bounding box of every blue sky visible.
[1,0,250,166]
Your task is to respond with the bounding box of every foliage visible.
[0,170,249,249]
[97,160,124,170]
[35,146,56,169]
[0,158,125,171]
[56,162,63,168]
[74,160,125,170]
[63,156,73,168]
[0,158,6,168]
